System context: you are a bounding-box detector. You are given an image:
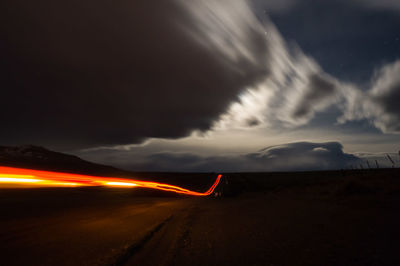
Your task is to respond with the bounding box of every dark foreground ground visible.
[1,169,400,265]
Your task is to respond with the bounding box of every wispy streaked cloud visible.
[339,60,400,133]
[2,0,399,171]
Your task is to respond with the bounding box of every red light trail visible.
[0,166,222,196]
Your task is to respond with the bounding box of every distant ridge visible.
[0,145,219,190]
[0,145,130,177]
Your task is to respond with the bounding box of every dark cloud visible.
[89,141,360,172]
[244,141,359,171]
[246,118,261,127]
[370,61,400,132]
[292,73,338,119]
[0,0,269,149]
[340,60,400,133]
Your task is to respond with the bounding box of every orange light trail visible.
[0,166,222,196]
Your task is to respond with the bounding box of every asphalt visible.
[2,170,400,265]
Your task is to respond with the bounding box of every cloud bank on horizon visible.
[84,141,361,172]
[1,0,399,171]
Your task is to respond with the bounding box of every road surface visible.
[1,172,400,265]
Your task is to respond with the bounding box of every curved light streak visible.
[0,166,222,196]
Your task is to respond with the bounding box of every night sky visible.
[1,0,400,171]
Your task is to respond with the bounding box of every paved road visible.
[2,184,400,265]
[0,188,194,265]
[125,193,400,266]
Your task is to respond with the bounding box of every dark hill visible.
[0,145,217,189]
[0,145,130,177]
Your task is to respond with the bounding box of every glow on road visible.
[0,166,222,196]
